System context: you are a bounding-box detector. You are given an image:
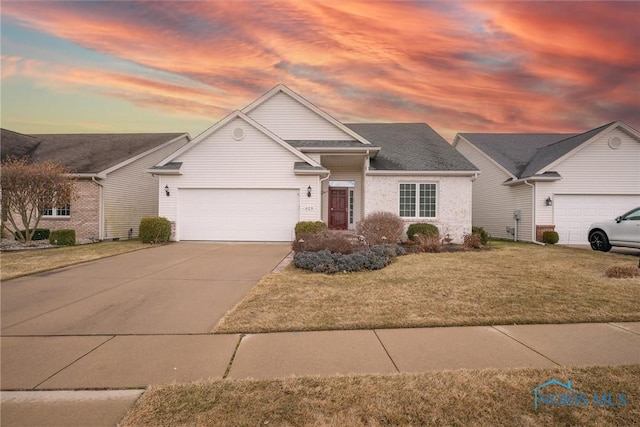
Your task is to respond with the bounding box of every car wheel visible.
[589,230,611,252]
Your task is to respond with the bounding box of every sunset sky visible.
[1,1,638,141]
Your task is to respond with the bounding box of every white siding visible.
[535,128,640,226]
[158,117,320,240]
[103,135,189,239]
[364,174,472,243]
[247,92,355,140]
[455,138,528,240]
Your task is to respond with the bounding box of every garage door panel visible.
[179,189,299,241]
[554,195,640,244]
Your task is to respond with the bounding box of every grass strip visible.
[121,365,639,426]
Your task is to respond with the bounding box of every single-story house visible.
[452,121,640,244]
[150,84,479,242]
[1,128,190,241]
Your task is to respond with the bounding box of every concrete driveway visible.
[1,242,291,390]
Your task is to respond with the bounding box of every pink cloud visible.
[2,1,638,138]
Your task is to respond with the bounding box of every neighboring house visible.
[150,84,478,242]
[1,129,190,241]
[453,121,640,244]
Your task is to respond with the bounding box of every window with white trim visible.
[399,183,436,218]
[43,204,71,218]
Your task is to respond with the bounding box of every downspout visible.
[91,176,104,241]
[524,180,545,246]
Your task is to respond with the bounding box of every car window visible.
[623,208,640,221]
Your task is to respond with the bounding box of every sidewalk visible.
[2,321,639,426]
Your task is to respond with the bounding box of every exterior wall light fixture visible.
[165,185,170,197]
[307,186,312,198]
[545,196,553,206]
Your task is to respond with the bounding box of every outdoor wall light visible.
[307,186,312,198]
[545,196,553,206]
[165,185,170,197]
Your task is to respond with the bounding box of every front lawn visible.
[215,242,640,333]
[120,365,639,426]
[0,240,151,281]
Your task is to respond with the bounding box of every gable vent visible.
[232,127,245,141]
[608,136,621,149]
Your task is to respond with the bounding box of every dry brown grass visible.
[120,365,640,427]
[0,240,150,281]
[215,242,640,333]
[606,265,640,279]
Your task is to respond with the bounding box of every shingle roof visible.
[293,162,329,172]
[346,123,478,171]
[460,122,615,178]
[1,130,186,174]
[0,129,41,161]
[519,122,614,177]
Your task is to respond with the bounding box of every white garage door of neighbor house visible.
[554,194,640,244]
[178,189,300,241]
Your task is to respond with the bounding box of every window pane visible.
[399,183,416,217]
[57,204,71,216]
[43,207,53,216]
[419,184,436,217]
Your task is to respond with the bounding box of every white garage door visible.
[554,194,640,244]
[178,189,299,241]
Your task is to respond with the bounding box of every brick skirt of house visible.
[536,225,556,242]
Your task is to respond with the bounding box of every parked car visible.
[588,207,640,251]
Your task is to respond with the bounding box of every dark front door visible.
[329,187,348,230]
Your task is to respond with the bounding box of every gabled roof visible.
[347,123,478,172]
[1,129,189,175]
[457,133,574,177]
[154,110,323,172]
[242,84,375,146]
[520,122,614,177]
[457,121,637,180]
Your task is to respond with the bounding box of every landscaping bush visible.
[293,244,405,273]
[415,233,441,253]
[407,223,439,241]
[49,229,76,246]
[15,228,50,241]
[356,211,404,246]
[542,231,559,244]
[463,233,481,249]
[292,231,360,254]
[472,226,489,245]
[605,265,640,279]
[139,216,172,243]
[294,221,326,239]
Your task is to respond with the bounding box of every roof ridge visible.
[536,121,616,149]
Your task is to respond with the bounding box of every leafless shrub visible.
[605,265,640,279]
[415,233,442,253]
[356,211,405,246]
[463,233,482,249]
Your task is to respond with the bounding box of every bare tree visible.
[1,157,75,245]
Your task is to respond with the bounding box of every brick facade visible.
[536,224,556,242]
[9,179,101,242]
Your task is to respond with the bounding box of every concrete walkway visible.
[2,322,639,426]
[2,244,639,426]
